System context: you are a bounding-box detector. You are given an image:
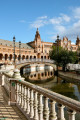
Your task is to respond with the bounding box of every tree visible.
[49,46,78,71]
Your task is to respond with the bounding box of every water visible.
[23,64,80,119]
[23,64,80,101]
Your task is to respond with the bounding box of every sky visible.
[0,0,80,44]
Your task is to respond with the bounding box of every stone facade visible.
[0,28,80,64]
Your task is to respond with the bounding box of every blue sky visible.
[0,0,80,44]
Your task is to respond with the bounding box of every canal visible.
[23,64,80,102]
[22,64,80,119]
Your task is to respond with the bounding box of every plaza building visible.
[0,28,80,64]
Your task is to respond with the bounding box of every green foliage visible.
[49,46,78,70]
[51,83,78,100]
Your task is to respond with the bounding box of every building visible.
[0,29,52,64]
[0,28,80,64]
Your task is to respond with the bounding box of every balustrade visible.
[2,73,80,120]
[16,58,55,65]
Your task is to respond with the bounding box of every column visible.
[24,86,27,111]
[34,92,38,120]
[38,94,43,120]
[30,89,34,118]
[67,109,76,120]
[50,100,57,120]
[44,97,49,120]
[26,88,30,114]
[58,104,65,120]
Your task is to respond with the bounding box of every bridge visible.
[15,58,56,70]
[0,69,80,120]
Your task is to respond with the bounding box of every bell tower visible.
[34,28,42,53]
[76,36,80,46]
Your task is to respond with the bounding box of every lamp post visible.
[71,46,73,51]
[56,35,59,76]
[13,36,16,65]
[19,41,21,62]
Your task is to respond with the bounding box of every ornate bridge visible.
[16,58,56,70]
[1,71,80,120]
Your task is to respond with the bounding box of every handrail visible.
[10,78,80,113]
[2,73,80,120]
[16,58,55,65]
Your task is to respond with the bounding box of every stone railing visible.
[2,72,80,120]
[16,58,55,65]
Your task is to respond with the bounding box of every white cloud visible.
[60,14,71,22]
[49,17,62,25]
[55,25,66,33]
[73,7,80,19]
[30,16,48,28]
[30,20,44,28]
[73,20,80,28]
[19,20,26,23]
[71,42,75,45]
[38,16,47,19]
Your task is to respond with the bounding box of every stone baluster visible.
[50,100,57,120]
[24,86,27,111]
[16,83,19,103]
[38,94,43,120]
[43,97,49,120]
[30,89,34,118]
[58,104,65,120]
[67,109,76,120]
[34,92,38,120]
[21,84,24,108]
[26,88,30,114]
[19,83,21,105]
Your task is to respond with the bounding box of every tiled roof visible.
[0,39,33,49]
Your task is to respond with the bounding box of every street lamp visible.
[71,46,73,51]
[56,35,59,76]
[19,41,21,61]
[13,36,16,65]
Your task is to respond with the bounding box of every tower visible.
[76,36,80,46]
[34,28,42,54]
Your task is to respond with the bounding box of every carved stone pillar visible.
[21,85,24,108]
[34,92,38,120]
[50,100,57,120]
[58,104,65,120]
[19,83,21,105]
[44,97,49,120]
[68,109,76,120]
[38,94,43,120]
[30,89,34,118]
[26,88,30,114]
[24,86,27,111]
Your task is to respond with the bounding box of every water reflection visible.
[23,64,80,101]
[23,64,54,82]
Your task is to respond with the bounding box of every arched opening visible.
[9,54,12,61]
[41,73,44,77]
[51,71,53,75]
[5,54,8,60]
[41,56,43,59]
[34,56,36,59]
[45,72,47,76]
[0,54,3,60]
[22,55,25,60]
[15,55,17,60]
[26,55,29,59]
[30,56,32,59]
[18,55,20,60]
[44,56,46,59]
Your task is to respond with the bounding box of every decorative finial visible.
[77,35,79,39]
[57,34,59,40]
